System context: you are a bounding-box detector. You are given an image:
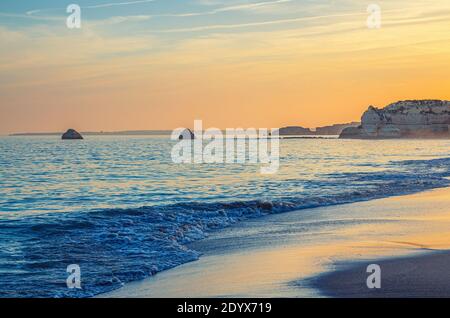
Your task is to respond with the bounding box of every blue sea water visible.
[0,135,450,297]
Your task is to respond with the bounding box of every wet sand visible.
[309,250,450,298]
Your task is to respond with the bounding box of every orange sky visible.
[1,0,450,134]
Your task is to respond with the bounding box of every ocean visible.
[0,135,449,297]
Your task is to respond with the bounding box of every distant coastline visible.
[9,122,360,137]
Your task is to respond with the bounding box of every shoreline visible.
[100,187,450,298]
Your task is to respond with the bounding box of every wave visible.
[0,157,449,297]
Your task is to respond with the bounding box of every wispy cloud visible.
[156,10,368,33]
[24,0,291,20]
[82,0,156,9]
[162,0,293,17]
[153,4,450,33]
[0,11,62,21]
[25,0,157,16]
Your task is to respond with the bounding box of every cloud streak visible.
[156,10,369,33]
[25,0,157,16]
[160,0,292,17]
[23,0,291,19]
[153,5,450,33]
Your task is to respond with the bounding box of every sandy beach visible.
[101,187,450,298]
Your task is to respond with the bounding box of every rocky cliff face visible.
[340,100,450,139]
[315,122,360,135]
[279,126,313,135]
[279,122,359,136]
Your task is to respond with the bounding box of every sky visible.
[0,0,450,134]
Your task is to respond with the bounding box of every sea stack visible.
[340,100,450,139]
[62,129,83,140]
[178,128,195,140]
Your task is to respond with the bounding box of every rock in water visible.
[178,129,195,140]
[62,129,83,140]
[340,100,450,139]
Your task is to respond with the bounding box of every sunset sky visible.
[0,0,449,134]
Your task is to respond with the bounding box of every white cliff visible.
[340,100,450,139]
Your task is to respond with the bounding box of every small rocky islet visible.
[61,129,83,140]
